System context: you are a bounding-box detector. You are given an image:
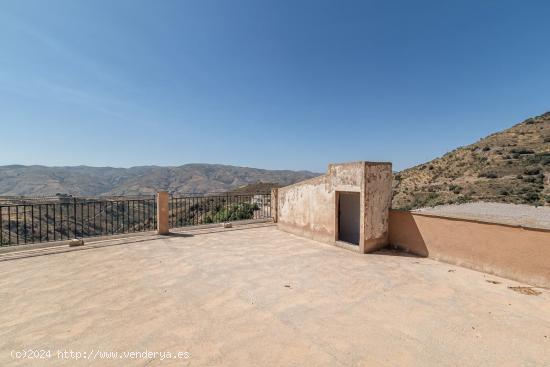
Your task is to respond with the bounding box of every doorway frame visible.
[335,190,364,252]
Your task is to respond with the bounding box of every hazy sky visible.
[1,0,549,172]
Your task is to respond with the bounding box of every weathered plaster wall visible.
[277,162,392,253]
[389,210,550,288]
[363,164,393,252]
[277,175,335,243]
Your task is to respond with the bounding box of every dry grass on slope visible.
[392,112,550,210]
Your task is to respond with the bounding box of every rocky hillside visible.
[392,112,550,209]
[0,164,319,197]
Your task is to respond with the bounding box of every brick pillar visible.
[271,188,278,223]
[157,191,170,235]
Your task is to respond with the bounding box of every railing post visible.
[156,191,170,235]
[270,188,278,223]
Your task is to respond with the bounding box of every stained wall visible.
[276,162,392,253]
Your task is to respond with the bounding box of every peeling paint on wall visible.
[276,161,392,253]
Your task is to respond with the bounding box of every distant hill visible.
[225,182,281,194]
[0,164,320,197]
[3,112,548,206]
[393,112,550,209]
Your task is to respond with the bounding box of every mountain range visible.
[2,112,548,208]
[0,164,319,197]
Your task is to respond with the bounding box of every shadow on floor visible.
[170,223,275,237]
[370,247,424,258]
[167,233,194,238]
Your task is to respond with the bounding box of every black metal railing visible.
[0,196,156,247]
[0,192,273,247]
[169,193,271,228]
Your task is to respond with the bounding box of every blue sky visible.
[1,0,549,172]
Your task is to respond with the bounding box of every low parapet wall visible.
[389,210,550,288]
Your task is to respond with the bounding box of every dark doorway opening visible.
[338,192,360,246]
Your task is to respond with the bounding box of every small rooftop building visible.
[274,161,393,253]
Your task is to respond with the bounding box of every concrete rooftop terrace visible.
[1,224,549,366]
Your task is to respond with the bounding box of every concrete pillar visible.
[157,191,170,235]
[271,188,278,223]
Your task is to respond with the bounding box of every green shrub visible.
[524,167,541,175]
[511,148,535,155]
[454,195,472,204]
[448,184,462,194]
[523,192,540,203]
[523,176,543,184]
[407,192,442,209]
[210,203,259,222]
[478,171,498,179]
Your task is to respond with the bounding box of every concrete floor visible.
[0,224,549,366]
